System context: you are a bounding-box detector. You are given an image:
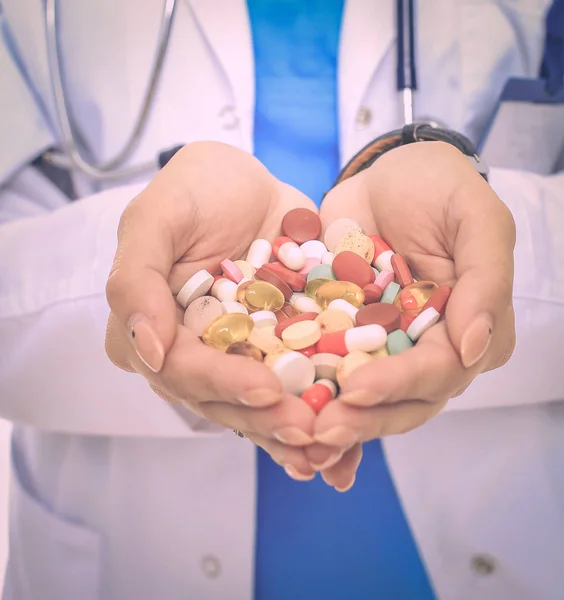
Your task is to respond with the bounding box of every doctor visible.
[1,1,563,599]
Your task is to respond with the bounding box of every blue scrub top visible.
[248,2,437,598]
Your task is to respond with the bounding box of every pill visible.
[336,351,373,388]
[324,218,363,252]
[300,240,328,260]
[251,310,278,328]
[334,231,375,264]
[326,298,359,322]
[371,346,390,358]
[282,208,322,244]
[264,350,316,395]
[298,344,317,358]
[183,296,224,336]
[221,301,249,315]
[246,239,272,269]
[301,379,336,414]
[294,296,322,314]
[321,251,335,266]
[282,320,322,350]
[233,260,255,279]
[311,353,340,381]
[372,267,380,279]
[332,251,375,288]
[394,281,438,317]
[386,329,414,355]
[244,281,285,312]
[261,263,307,292]
[399,313,415,332]
[290,292,305,305]
[299,257,321,275]
[315,310,355,334]
[221,259,244,284]
[370,235,393,265]
[261,325,277,338]
[274,312,319,338]
[177,269,215,308]
[275,302,300,321]
[306,264,336,283]
[381,281,401,304]
[406,307,441,341]
[375,269,395,290]
[391,254,414,288]
[202,313,255,351]
[248,326,286,354]
[225,341,264,362]
[255,267,293,300]
[422,284,452,317]
[315,280,365,310]
[305,277,334,298]
[374,249,395,271]
[355,303,401,332]
[272,236,307,271]
[363,284,383,304]
[210,277,239,303]
[316,324,387,356]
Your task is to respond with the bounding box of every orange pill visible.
[422,284,452,317]
[332,251,375,288]
[391,254,414,288]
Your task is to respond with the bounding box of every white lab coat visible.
[1,1,564,599]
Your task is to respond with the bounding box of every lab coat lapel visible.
[186,0,255,147]
[338,0,395,163]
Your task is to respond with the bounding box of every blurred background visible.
[0,418,11,590]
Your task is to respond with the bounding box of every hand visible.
[105,142,321,479]
[308,141,516,488]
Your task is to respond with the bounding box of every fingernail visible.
[274,427,314,446]
[311,450,344,471]
[237,389,282,407]
[284,465,316,482]
[315,426,360,447]
[129,314,165,373]
[460,313,493,368]
[338,390,385,406]
[334,475,356,493]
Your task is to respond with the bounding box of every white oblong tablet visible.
[294,296,322,314]
[222,301,249,315]
[183,296,224,336]
[246,239,272,269]
[279,243,307,271]
[311,353,340,382]
[270,351,315,395]
[323,218,362,253]
[177,269,214,308]
[327,298,359,323]
[406,307,441,342]
[374,249,395,271]
[345,324,387,353]
[251,310,278,328]
[300,240,328,260]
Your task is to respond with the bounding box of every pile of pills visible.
[176,208,451,414]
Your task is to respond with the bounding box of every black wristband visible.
[333,123,489,186]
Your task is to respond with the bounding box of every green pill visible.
[307,264,336,283]
[381,281,401,304]
[386,329,413,355]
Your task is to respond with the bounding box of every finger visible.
[244,432,316,481]
[445,174,516,368]
[314,399,446,448]
[320,444,363,492]
[303,443,346,471]
[196,394,316,445]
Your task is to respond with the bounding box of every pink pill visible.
[221,259,244,283]
[299,257,321,275]
[375,269,395,289]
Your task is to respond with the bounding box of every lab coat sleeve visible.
[444,167,564,412]
[0,167,222,437]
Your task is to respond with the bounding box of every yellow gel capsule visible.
[202,313,254,351]
[315,280,365,310]
[305,278,333,299]
[244,281,285,312]
[393,281,438,317]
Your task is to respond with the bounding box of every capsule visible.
[202,313,255,351]
[316,324,387,356]
[301,379,336,414]
[246,239,272,269]
[244,281,285,312]
[315,280,365,310]
[272,236,307,271]
[393,281,438,317]
[305,277,334,299]
[210,277,238,303]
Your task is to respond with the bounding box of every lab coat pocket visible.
[3,451,101,600]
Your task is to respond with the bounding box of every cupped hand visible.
[105,141,320,478]
[308,141,516,488]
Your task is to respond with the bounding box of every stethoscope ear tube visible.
[396,0,417,125]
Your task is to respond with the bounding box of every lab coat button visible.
[355,107,372,129]
[201,555,222,579]
[219,106,240,130]
[471,554,497,575]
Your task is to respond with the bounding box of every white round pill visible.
[294,296,322,314]
[323,218,363,252]
[300,240,328,260]
[278,241,307,271]
[177,269,214,308]
[183,296,224,336]
[211,278,238,303]
[251,310,278,328]
[221,301,249,315]
[270,351,316,395]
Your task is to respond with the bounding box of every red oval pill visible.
[332,251,375,288]
[282,208,322,244]
[391,254,414,288]
[261,263,307,292]
[255,267,293,300]
[356,303,401,333]
[274,312,318,338]
[422,284,452,317]
[316,331,348,356]
[363,283,384,304]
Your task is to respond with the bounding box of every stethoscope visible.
[43,0,419,181]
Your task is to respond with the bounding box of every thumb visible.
[106,190,179,373]
[446,179,516,369]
